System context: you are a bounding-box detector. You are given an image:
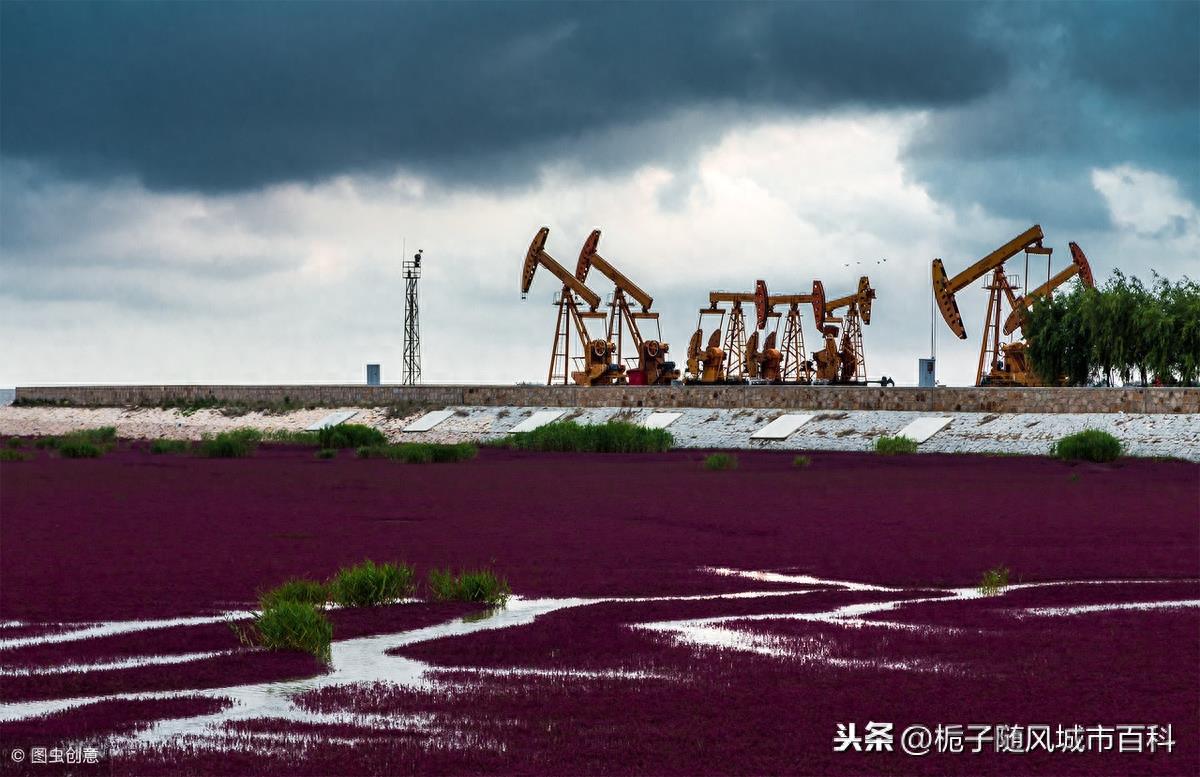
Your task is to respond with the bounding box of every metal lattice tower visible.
[402,250,423,385]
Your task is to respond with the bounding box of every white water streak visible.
[0,571,1195,756]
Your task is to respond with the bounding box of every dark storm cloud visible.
[1,0,1008,192]
[1,0,1196,225]
[901,0,1199,228]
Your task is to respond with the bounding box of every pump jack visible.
[687,290,760,383]
[522,227,625,386]
[744,280,782,381]
[932,225,1071,386]
[976,240,1095,386]
[752,281,826,383]
[812,276,879,384]
[576,230,679,385]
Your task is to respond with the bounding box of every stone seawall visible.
[13,384,1200,414]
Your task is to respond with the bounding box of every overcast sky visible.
[2,0,1197,388]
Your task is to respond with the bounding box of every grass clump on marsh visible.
[198,428,262,458]
[259,578,329,611]
[57,427,117,458]
[329,560,416,607]
[262,429,321,446]
[703,453,738,471]
[33,427,119,459]
[977,566,1011,597]
[318,424,386,449]
[1050,429,1122,463]
[356,442,477,463]
[874,435,918,455]
[427,568,511,606]
[252,601,332,663]
[150,438,190,454]
[508,420,672,453]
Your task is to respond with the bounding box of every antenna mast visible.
[402,249,424,385]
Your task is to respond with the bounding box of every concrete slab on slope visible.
[895,416,953,444]
[642,412,683,429]
[751,414,815,440]
[508,410,566,434]
[305,410,359,431]
[403,410,455,432]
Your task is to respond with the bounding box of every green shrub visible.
[254,601,332,662]
[150,438,190,454]
[508,420,672,453]
[6,437,26,449]
[703,453,738,471]
[1050,429,1122,463]
[792,455,811,468]
[79,427,117,445]
[874,435,918,455]
[263,429,321,446]
[427,568,511,606]
[356,442,477,463]
[425,443,477,463]
[318,424,386,449]
[35,427,119,458]
[259,578,329,611]
[57,439,102,458]
[978,566,1011,597]
[198,428,261,458]
[315,448,338,459]
[329,560,415,606]
[0,449,29,462]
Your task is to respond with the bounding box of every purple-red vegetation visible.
[0,446,1195,775]
[0,695,231,742]
[390,589,939,670]
[325,601,479,640]
[1,603,478,671]
[3,447,1195,622]
[1,622,246,670]
[0,650,324,703]
[0,697,231,777]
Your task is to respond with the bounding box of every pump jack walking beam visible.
[821,276,875,326]
[523,227,602,310]
[932,225,1048,339]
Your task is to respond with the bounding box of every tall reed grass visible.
[508,420,672,453]
[427,568,511,606]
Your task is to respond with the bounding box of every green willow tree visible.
[1024,272,1200,386]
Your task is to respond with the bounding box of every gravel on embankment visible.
[1,404,1198,459]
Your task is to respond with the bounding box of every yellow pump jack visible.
[751,280,826,384]
[522,227,625,386]
[984,241,1095,386]
[576,230,679,385]
[687,289,762,383]
[932,225,1095,386]
[812,276,880,384]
